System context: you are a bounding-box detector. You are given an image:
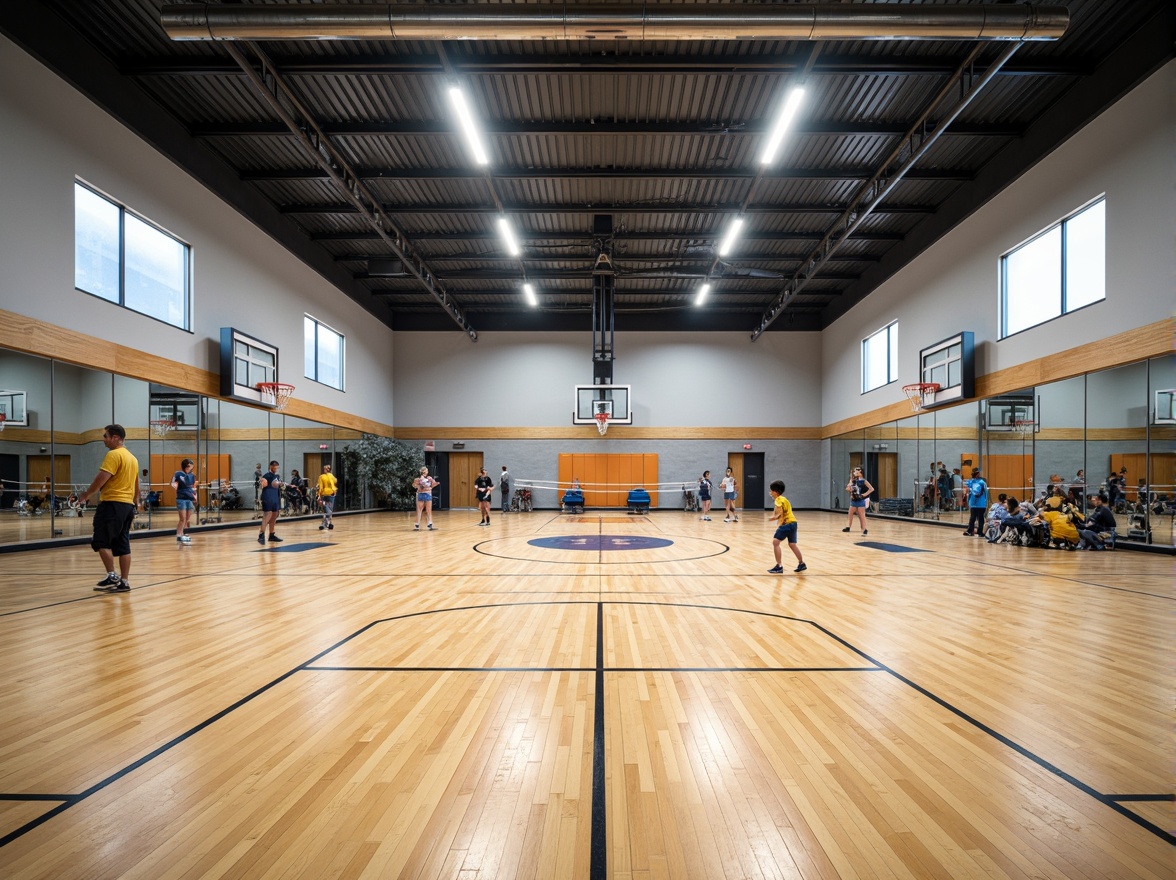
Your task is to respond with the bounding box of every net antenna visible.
[1012,419,1037,437]
[902,382,940,413]
[149,418,175,439]
[594,401,610,436]
[257,382,296,412]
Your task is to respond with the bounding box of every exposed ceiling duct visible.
[162,3,1069,42]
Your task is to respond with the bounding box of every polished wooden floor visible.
[0,510,1171,879]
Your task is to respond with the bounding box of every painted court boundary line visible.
[1,598,1171,852]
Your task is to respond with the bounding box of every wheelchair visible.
[510,487,533,512]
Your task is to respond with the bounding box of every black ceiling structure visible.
[2,2,1171,338]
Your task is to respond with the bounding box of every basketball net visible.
[149,419,175,439]
[0,413,5,433]
[902,383,939,413]
[594,411,610,436]
[1012,420,1036,437]
[258,382,296,412]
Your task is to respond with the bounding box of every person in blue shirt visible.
[962,467,989,536]
[258,460,284,544]
[171,458,197,545]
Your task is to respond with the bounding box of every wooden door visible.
[447,452,484,509]
[874,452,898,499]
[726,454,745,511]
[984,454,1033,502]
[27,455,71,491]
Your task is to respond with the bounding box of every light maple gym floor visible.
[0,509,1171,879]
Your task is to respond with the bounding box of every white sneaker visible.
[724,517,730,523]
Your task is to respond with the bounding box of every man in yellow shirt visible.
[768,480,807,574]
[79,424,140,593]
[317,464,338,531]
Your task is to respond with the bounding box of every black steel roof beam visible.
[333,252,880,264]
[312,230,905,243]
[359,269,860,282]
[123,53,1091,77]
[752,42,1020,340]
[243,166,974,182]
[221,42,478,339]
[282,202,935,216]
[196,120,1018,137]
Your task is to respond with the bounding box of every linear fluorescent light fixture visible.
[447,85,489,166]
[523,283,538,307]
[695,283,711,306]
[717,217,744,257]
[496,216,520,256]
[759,86,806,165]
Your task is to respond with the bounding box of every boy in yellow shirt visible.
[768,480,807,573]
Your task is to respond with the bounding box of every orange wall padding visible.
[558,453,659,508]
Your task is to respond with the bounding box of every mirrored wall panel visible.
[0,344,380,548]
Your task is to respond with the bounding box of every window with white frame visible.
[74,181,191,330]
[862,321,898,393]
[1001,197,1105,338]
[304,315,345,390]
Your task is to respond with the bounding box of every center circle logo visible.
[527,535,675,551]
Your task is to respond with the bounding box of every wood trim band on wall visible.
[394,427,822,441]
[0,309,393,437]
[822,318,1173,439]
[3,310,1169,442]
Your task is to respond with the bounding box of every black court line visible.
[590,601,606,880]
[360,666,882,673]
[1108,793,1175,802]
[0,793,73,801]
[2,598,1171,851]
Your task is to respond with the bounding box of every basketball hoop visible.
[0,413,5,432]
[1012,419,1037,437]
[902,382,940,413]
[594,411,610,436]
[257,382,296,412]
[149,419,175,439]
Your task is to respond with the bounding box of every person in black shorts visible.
[79,424,141,592]
[258,460,284,544]
[475,467,494,526]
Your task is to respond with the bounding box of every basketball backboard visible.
[150,385,200,431]
[984,391,1036,431]
[219,327,279,405]
[0,389,28,426]
[917,331,974,407]
[573,384,632,425]
[1154,389,1176,424]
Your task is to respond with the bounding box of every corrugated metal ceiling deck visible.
[0,0,1170,334]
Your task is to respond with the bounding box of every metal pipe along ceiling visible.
[162,4,1069,42]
